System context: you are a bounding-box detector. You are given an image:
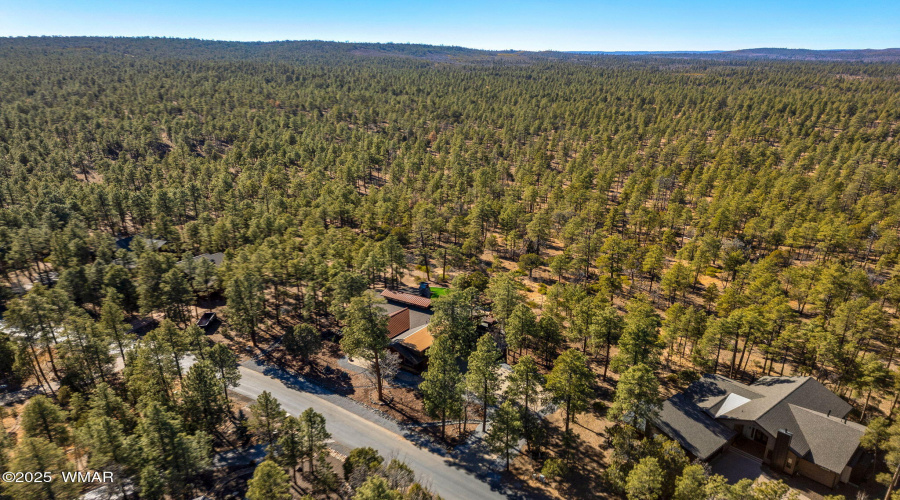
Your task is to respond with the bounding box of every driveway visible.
[711,450,763,484]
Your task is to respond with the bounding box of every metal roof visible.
[398,326,433,352]
[387,308,411,339]
[381,289,432,309]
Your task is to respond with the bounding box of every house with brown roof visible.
[654,374,868,488]
[388,326,433,373]
[381,289,432,309]
[376,300,431,337]
[366,289,434,372]
[387,308,411,339]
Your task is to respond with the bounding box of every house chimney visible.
[772,430,793,473]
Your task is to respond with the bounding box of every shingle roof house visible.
[655,374,867,488]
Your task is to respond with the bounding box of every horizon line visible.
[2,35,899,54]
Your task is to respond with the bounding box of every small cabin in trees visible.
[193,252,225,266]
[115,235,167,252]
[377,289,434,372]
[388,326,433,373]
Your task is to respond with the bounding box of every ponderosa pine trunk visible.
[482,381,489,432]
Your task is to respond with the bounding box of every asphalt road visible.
[226,361,524,500]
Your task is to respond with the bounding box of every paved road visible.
[84,353,547,500]
[228,362,520,500]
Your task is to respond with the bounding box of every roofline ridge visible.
[788,403,866,428]
[786,403,866,471]
[752,374,810,383]
[705,373,756,391]
[783,404,809,458]
[749,376,812,423]
[707,373,742,383]
[388,307,409,317]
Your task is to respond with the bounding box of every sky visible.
[1,0,898,52]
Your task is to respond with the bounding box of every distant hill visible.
[571,48,900,62]
[718,48,900,62]
[0,37,579,65]
[1,37,898,64]
[568,50,725,55]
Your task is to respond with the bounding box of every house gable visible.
[655,374,864,477]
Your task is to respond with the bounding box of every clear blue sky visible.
[1,0,898,51]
